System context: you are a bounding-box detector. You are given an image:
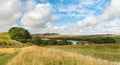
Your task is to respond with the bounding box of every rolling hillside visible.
[0,32,10,40]
[0,32,22,48]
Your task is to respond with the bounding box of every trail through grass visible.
[7,46,119,65]
[0,48,20,65]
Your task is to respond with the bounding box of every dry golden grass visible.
[0,48,16,54]
[7,46,119,65]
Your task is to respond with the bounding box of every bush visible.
[83,37,116,44]
[41,40,49,45]
[67,42,72,45]
[101,37,116,43]
[77,41,89,45]
[57,41,65,45]
[47,39,57,45]
[30,37,41,45]
[18,39,27,43]
[56,39,69,45]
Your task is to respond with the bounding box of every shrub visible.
[83,37,116,44]
[30,37,41,45]
[77,41,89,45]
[101,37,116,43]
[47,39,57,45]
[57,41,65,45]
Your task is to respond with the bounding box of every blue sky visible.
[0,0,120,35]
[20,0,110,26]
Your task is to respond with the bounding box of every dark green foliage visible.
[18,39,27,43]
[48,39,57,45]
[57,39,70,45]
[8,27,32,43]
[67,42,72,45]
[41,40,49,45]
[57,41,65,45]
[77,41,89,45]
[88,38,104,43]
[101,37,116,43]
[30,36,41,45]
[82,37,116,44]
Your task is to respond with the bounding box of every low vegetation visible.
[0,27,119,65]
[0,40,23,48]
[50,44,120,62]
[7,46,119,65]
[0,48,21,65]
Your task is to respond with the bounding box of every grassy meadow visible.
[0,44,120,65]
[49,44,120,62]
[0,32,120,65]
[6,46,119,65]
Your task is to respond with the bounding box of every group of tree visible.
[29,37,72,45]
[82,37,116,44]
[8,27,72,45]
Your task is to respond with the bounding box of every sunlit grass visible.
[7,46,118,65]
[0,32,10,40]
[0,48,20,65]
[50,44,120,62]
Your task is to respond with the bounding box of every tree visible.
[8,27,32,43]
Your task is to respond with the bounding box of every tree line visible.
[8,27,72,45]
[8,27,116,45]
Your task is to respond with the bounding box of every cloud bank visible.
[0,0,120,35]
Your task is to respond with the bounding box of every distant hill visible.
[32,33,120,39]
[42,33,59,35]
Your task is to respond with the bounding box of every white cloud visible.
[21,3,52,29]
[21,0,120,35]
[101,0,120,20]
[76,0,120,35]
[0,0,22,31]
[25,0,36,12]
[78,16,97,27]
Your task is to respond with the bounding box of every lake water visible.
[41,38,78,45]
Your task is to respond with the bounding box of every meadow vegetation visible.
[7,46,119,65]
[0,48,21,65]
[50,44,120,62]
[0,27,120,65]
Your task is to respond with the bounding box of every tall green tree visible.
[8,27,32,43]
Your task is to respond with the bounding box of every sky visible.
[0,0,120,35]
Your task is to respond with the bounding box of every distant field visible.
[0,32,119,65]
[50,44,120,62]
[33,34,120,38]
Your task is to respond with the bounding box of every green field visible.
[0,44,119,65]
[0,32,120,65]
[49,44,120,62]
